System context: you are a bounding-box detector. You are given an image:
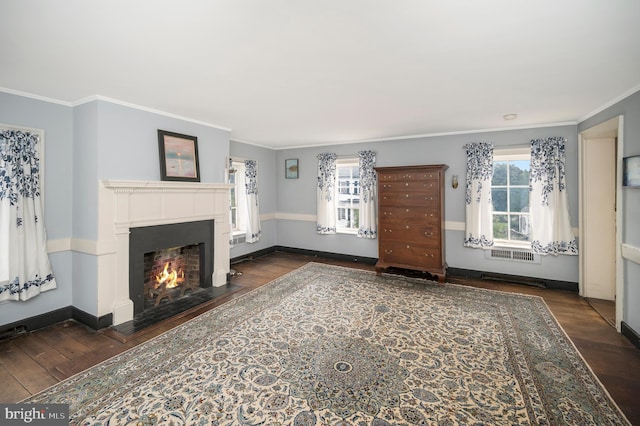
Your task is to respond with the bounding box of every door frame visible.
[578,115,624,331]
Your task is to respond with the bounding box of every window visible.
[229,160,247,245]
[336,159,360,233]
[229,161,239,231]
[492,148,531,246]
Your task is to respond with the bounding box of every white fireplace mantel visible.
[97,180,232,325]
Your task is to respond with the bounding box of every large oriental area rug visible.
[26,263,629,425]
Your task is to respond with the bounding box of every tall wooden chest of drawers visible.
[375,164,448,282]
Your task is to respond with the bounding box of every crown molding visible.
[578,84,640,123]
[0,87,73,106]
[73,95,232,132]
[266,121,578,150]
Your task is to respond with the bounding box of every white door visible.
[581,137,616,300]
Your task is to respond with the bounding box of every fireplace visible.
[129,220,214,315]
[98,180,232,326]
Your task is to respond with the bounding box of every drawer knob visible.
[406,208,409,212]
[405,183,409,186]
[405,194,409,198]
[424,231,433,236]
[406,245,410,248]
[386,229,392,233]
[406,225,409,229]
[425,253,434,257]
[385,249,393,254]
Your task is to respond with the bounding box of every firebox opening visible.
[129,220,215,317]
[144,244,204,310]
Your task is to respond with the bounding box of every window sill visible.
[336,229,358,235]
[492,240,532,251]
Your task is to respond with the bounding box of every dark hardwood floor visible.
[1,251,638,424]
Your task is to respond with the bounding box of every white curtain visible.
[529,137,578,255]
[357,150,377,239]
[317,153,337,234]
[243,159,261,243]
[0,129,57,301]
[464,142,494,249]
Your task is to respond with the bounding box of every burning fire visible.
[155,262,184,289]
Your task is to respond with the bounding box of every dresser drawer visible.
[379,192,440,206]
[379,207,441,224]
[379,224,440,243]
[379,242,442,267]
[414,172,440,181]
[379,181,439,192]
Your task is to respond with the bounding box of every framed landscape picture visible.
[158,130,200,182]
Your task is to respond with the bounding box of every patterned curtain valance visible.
[529,137,577,255]
[243,159,261,243]
[316,153,337,234]
[463,142,494,249]
[0,128,57,301]
[357,150,377,239]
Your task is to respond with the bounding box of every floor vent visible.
[0,325,27,341]
[486,248,540,264]
[481,272,547,288]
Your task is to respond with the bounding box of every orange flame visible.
[155,262,184,289]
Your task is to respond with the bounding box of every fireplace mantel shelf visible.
[102,180,233,192]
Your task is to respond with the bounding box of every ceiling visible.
[2,1,640,149]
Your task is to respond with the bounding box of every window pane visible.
[509,160,530,185]
[510,215,530,241]
[493,214,508,239]
[509,188,529,212]
[336,162,360,232]
[492,188,507,212]
[492,161,507,185]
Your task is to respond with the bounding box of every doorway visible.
[578,116,624,330]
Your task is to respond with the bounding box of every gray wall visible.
[1,94,231,325]
[578,89,640,334]
[275,125,579,283]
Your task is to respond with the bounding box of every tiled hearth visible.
[110,282,241,336]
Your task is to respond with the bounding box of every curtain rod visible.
[465,138,567,150]
[498,144,530,149]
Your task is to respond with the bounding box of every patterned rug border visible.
[22,262,630,425]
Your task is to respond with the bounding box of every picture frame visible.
[623,155,640,188]
[285,158,299,179]
[158,130,200,182]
